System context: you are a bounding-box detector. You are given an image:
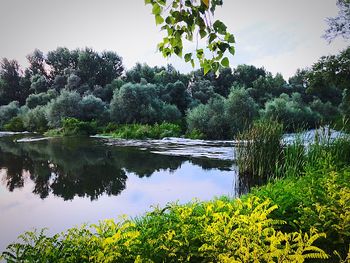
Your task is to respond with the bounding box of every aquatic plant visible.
[235,120,284,182]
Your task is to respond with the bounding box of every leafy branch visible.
[145,0,235,74]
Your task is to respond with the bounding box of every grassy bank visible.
[1,132,350,262]
[44,118,184,139]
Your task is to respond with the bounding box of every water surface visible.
[0,135,240,251]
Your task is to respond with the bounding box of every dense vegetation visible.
[1,131,350,262]
[0,46,349,139]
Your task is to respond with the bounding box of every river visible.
[0,134,245,252]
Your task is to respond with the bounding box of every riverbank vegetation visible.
[1,131,350,262]
[0,47,349,139]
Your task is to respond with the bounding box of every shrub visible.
[25,90,57,109]
[3,116,25,132]
[1,197,328,262]
[110,83,181,124]
[225,87,258,135]
[78,94,107,122]
[0,101,20,128]
[23,106,49,133]
[105,122,182,139]
[61,118,98,136]
[186,96,229,139]
[46,90,81,128]
[261,93,319,131]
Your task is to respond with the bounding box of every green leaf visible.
[213,20,227,35]
[203,62,211,75]
[152,4,162,15]
[184,53,192,62]
[225,33,235,43]
[229,46,235,56]
[199,29,207,39]
[155,15,164,25]
[209,33,216,43]
[196,49,204,59]
[221,57,229,67]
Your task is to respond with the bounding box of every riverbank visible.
[1,134,349,262]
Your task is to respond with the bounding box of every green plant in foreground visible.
[1,197,329,262]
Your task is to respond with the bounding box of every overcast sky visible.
[0,0,348,79]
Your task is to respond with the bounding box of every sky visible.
[0,0,348,79]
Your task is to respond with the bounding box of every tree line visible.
[0,46,349,139]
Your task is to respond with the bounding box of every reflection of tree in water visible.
[0,154,26,191]
[0,137,185,200]
[0,136,239,200]
[0,137,128,200]
[190,158,234,171]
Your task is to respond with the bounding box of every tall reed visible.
[235,120,284,183]
[237,122,350,185]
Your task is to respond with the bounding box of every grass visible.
[235,120,284,182]
[101,122,182,139]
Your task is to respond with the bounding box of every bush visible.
[61,118,98,136]
[78,94,108,122]
[0,101,20,128]
[1,197,328,262]
[25,90,57,109]
[225,87,258,135]
[23,106,49,133]
[46,90,81,128]
[186,96,229,139]
[3,116,25,132]
[261,93,319,131]
[105,122,182,139]
[110,83,181,124]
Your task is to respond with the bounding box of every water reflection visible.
[0,136,234,201]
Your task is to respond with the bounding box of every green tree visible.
[46,90,81,127]
[0,59,23,105]
[225,87,258,135]
[324,0,350,42]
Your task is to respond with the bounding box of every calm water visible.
[0,134,247,252]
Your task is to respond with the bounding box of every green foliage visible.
[261,93,319,131]
[186,96,228,139]
[185,128,205,139]
[110,83,181,124]
[1,197,329,262]
[236,120,284,181]
[46,90,81,128]
[340,88,350,118]
[3,116,25,132]
[0,101,20,128]
[22,106,48,132]
[251,158,350,259]
[145,0,235,74]
[186,88,258,139]
[306,47,350,105]
[225,87,258,135]
[61,118,98,136]
[104,122,182,139]
[78,95,107,122]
